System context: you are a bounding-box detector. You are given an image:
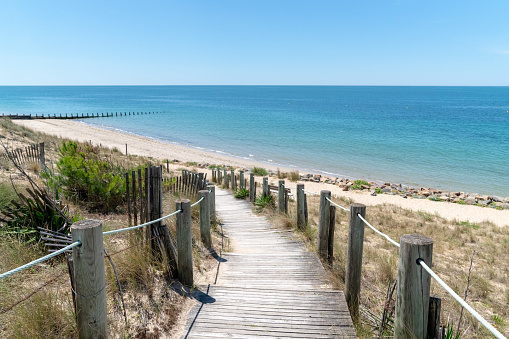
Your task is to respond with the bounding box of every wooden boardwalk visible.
[183,188,356,338]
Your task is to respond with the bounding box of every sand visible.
[14,119,509,227]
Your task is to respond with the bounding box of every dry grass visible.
[252,191,509,338]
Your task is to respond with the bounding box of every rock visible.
[382,188,391,193]
[501,203,509,210]
[421,190,431,197]
[477,200,490,207]
[384,182,391,186]
[452,198,461,203]
[505,197,509,203]
[370,190,377,196]
[361,184,371,189]
[491,196,504,203]
[465,197,476,205]
[440,195,451,202]
[342,185,350,191]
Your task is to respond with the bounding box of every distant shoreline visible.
[12,119,509,227]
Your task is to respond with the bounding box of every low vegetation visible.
[251,166,268,176]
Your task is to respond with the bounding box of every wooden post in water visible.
[395,234,433,339]
[297,184,305,230]
[278,180,285,213]
[199,190,211,248]
[239,170,244,189]
[262,177,269,197]
[328,205,336,265]
[318,190,331,260]
[345,203,366,322]
[249,173,255,202]
[176,199,193,286]
[71,219,107,338]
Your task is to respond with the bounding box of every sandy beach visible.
[14,119,509,228]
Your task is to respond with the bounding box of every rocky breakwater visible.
[300,174,509,210]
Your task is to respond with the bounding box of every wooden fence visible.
[209,168,449,339]
[0,142,45,168]
[68,165,214,337]
[0,111,161,120]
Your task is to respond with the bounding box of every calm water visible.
[1,86,508,197]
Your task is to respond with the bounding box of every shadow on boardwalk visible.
[183,188,356,338]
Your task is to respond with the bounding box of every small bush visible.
[252,167,268,176]
[255,194,275,211]
[234,188,249,199]
[57,141,126,212]
[288,170,300,182]
[375,187,383,194]
[429,195,443,202]
[351,180,369,190]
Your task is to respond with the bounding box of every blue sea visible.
[1,86,508,197]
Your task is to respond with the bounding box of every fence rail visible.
[0,142,45,168]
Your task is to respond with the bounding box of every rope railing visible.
[418,260,506,339]
[357,214,400,248]
[191,196,205,207]
[356,212,505,338]
[103,209,182,236]
[0,241,81,280]
[304,189,320,196]
[325,196,350,212]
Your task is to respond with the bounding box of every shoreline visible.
[13,119,509,227]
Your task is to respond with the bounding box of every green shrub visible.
[234,188,249,199]
[57,141,126,212]
[251,167,268,176]
[456,199,466,205]
[428,195,443,202]
[375,187,383,194]
[254,194,275,211]
[288,170,300,182]
[351,180,369,190]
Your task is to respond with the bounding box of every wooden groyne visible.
[0,111,162,120]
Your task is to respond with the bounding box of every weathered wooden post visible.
[39,142,46,168]
[395,234,433,339]
[176,199,193,286]
[345,203,366,322]
[208,183,216,222]
[126,173,132,225]
[249,173,255,202]
[239,170,244,189]
[223,169,228,187]
[230,169,235,190]
[262,177,269,197]
[278,180,285,213]
[138,168,144,224]
[71,220,107,338]
[199,190,211,248]
[428,296,441,339]
[297,184,305,230]
[328,205,336,265]
[318,190,331,260]
[132,170,137,225]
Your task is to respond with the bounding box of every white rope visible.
[0,241,81,280]
[103,209,182,236]
[304,190,320,196]
[325,197,350,212]
[191,196,205,207]
[358,214,400,248]
[418,260,506,339]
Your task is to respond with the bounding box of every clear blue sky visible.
[1,1,508,86]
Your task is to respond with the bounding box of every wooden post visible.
[249,173,255,202]
[208,184,216,223]
[138,168,143,224]
[176,199,193,286]
[278,180,285,213]
[297,184,305,230]
[125,143,127,156]
[345,203,366,322]
[230,169,235,190]
[239,170,244,189]
[304,193,308,225]
[132,170,137,226]
[71,219,107,338]
[318,190,331,260]
[428,296,441,339]
[151,166,162,245]
[199,190,211,248]
[395,234,433,339]
[145,166,151,246]
[262,177,269,197]
[166,159,169,173]
[328,205,336,265]
[126,173,132,225]
[223,169,227,187]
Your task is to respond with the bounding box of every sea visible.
[1,86,508,197]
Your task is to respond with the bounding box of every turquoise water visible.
[1,86,508,196]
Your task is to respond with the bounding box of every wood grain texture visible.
[318,190,331,260]
[199,190,211,248]
[183,188,355,338]
[177,199,193,287]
